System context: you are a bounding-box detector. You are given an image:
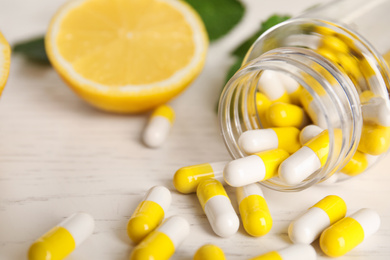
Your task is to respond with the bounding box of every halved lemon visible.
[0,32,11,96]
[46,0,208,113]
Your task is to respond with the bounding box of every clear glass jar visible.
[219,0,390,191]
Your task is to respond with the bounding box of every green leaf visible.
[184,0,245,42]
[13,36,50,65]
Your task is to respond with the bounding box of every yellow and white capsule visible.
[258,70,290,103]
[236,183,272,237]
[142,104,175,148]
[224,149,289,187]
[358,123,390,155]
[266,102,310,129]
[255,92,272,128]
[28,213,95,260]
[238,127,301,154]
[127,186,171,243]
[279,130,339,185]
[288,195,346,244]
[193,244,226,260]
[276,71,302,105]
[197,179,239,237]
[130,216,190,260]
[249,244,316,260]
[173,161,227,194]
[320,208,380,257]
[299,88,327,128]
[340,151,379,176]
[299,124,323,145]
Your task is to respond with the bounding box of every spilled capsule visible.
[236,183,272,236]
[130,216,190,260]
[358,123,390,155]
[224,149,289,187]
[258,70,290,103]
[193,244,226,260]
[127,186,171,243]
[320,208,380,257]
[197,179,239,237]
[249,244,316,260]
[299,124,323,145]
[267,102,310,129]
[288,195,346,244]
[238,127,301,154]
[173,161,227,194]
[143,104,175,148]
[279,130,341,185]
[28,213,95,260]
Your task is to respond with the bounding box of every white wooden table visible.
[1,0,389,259]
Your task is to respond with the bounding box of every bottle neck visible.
[219,17,390,191]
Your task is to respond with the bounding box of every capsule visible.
[266,102,309,129]
[279,130,341,185]
[127,186,171,243]
[320,208,380,257]
[28,213,95,260]
[256,93,272,128]
[142,104,175,148]
[249,244,316,260]
[299,89,327,128]
[173,161,227,194]
[197,179,239,237]
[357,124,390,155]
[299,124,323,145]
[276,72,302,105]
[361,91,390,127]
[340,151,380,176]
[236,183,272,236]
[193,244,226,260]
[239,127,301,154]
[258,70,290,103]
[288,195,346,244]
[224,149,289,187]
[130,216,190,260]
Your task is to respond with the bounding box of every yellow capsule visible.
[127,186,171,243]
[173,161,227,194]
[340,151,369,176]
[288,85,303,106]
[193,244,226,260]
[336,52,361,80]
[267,102,309,128]
[197,179,239,237]
[130,216,190,260]
[256,92,272,128]
[357,124,390,155]
[316,47,339,63]
[320,209,380,257]
[237,183,272,237]
[319,35,349,53]
[289,195,346,244]
[28,213,94,260]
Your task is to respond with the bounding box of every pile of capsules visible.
[27,185,381,260]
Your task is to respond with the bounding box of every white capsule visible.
[288,195,347,244]
[279,146,322,185]
[224,149,289,187]
[258,70,290,102]
[249,244,316,260]
[362,96,390,127]
[238,129,278,154]
[130,216,190,260]
[299,124,323,145]
[143,105,175,148]
[28,213,95,260]
[197,179,239,237]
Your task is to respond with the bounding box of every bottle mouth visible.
[219,47,361,191]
